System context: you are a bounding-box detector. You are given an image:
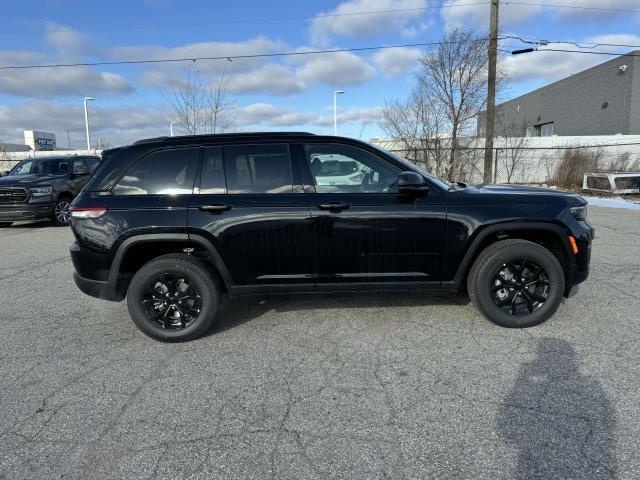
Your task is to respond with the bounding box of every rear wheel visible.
[53,196,73,226]
[127,254,221,342]
[467,239,565,328]
[0,222,11,228]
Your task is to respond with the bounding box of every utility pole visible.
[483,0,499,184]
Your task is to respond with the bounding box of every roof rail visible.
[132,131,314,145]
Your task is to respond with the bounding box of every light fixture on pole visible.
[170,121,179,137]
[83,97,95,150]
[333,90,344,136]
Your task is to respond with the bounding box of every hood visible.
[458,183,587,207]
[0,173,62,187]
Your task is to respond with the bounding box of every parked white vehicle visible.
[310,155,366,187]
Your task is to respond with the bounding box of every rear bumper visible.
[73,271,123,302]
[0,203,54,222]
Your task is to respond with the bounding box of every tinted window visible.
[84,157,100,173]
[200,147,226,194]
[224,144,292,194]
[9,158,69,176]
[72,159,87,172]
[304,143,400,193]
[113,148,198,195]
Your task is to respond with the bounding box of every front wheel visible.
[53,196,73,226]
[467,239,565,328]
[127,254,221,342]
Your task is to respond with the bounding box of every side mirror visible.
[397,171,430,194]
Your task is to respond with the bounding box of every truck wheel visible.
[127,254,221,342]
[0,222,11,228]
[53,196,73,226]
[467,239,565,328]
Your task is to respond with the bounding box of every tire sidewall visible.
[473,243,565,328]
[127,257,219,341]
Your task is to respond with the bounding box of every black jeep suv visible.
[69,133,593,341]
[0,155,100,227]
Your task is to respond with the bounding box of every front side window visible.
[224,144,292,194]
[9,158,69,176]
[113,148,198,195]
[304,143,400,193]
[84,157,100,173]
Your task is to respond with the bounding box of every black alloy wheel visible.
[491,259,550,315]
[142,273,202,330]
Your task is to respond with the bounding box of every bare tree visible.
[497,120,528,183]
[91,137,112,150]
[380,29,493,182]
[164,67,236,136]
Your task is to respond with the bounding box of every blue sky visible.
[1,0,639,147]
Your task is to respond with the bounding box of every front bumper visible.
[0,202,54,222]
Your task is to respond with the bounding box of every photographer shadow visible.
[497,338,616,479]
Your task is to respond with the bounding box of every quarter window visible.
[304,143,400,193]
[224,144,292,194]
[113,148,198,195]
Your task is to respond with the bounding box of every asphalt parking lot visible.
[1,205,639,479]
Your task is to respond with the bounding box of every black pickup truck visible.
[0,155,100,227]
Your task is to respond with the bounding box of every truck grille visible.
[0,187,28,203]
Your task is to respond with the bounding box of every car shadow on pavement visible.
[209,291,471,335]
[497,338,617,479]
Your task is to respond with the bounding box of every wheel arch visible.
[108,233,234,299]
[449,222,575,292]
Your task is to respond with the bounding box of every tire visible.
[467,239,565,328]
[126,254,222,342]
[0,222,12,228]
[53,195,73,226]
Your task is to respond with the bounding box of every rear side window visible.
[200,147,226,194]
[224,144,292,194]
[112,148,198,195]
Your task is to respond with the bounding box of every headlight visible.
[29,186,53,197]
[570,206,587,221]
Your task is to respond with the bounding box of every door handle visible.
[318,202,350,212]
[199,204,232,212]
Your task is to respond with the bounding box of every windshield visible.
[372,145,452,191]
[9,158,70,176]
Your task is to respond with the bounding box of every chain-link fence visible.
[385,139,640,189]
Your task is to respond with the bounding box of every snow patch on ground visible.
[583,196,640,211]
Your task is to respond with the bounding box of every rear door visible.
[299,141,447,289]
[188,143,315,292]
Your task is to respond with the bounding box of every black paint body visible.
[69,133,593,301]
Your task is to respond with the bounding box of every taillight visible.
[69,206,107,219]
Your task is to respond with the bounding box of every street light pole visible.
[333,90,344,136]
[170,121,179,137]
[83,97,95,150]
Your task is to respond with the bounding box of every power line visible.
[7,3,490,35]
[504,1,640,14]
[0,40,476,71]
[502,34,640,50]
[513,48,640,57]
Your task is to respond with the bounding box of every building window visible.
[533,122,554,137]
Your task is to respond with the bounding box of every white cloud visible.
[0,102,168,147]
[442,0,639,31]
[310,0,429,44]
[296,51,375,86]
[501,34,640,84]
[441,0,541,30]
[44,23,98,58]
[0,52,133,98]
[373,47,422,76]
[227,64,304,95]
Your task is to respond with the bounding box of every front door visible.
[299,141,446,290]
[188,143,315,292]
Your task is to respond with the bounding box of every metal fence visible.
[387,140,640,187]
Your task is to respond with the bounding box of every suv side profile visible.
[0,155,100,227]
[69,133,593,342]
